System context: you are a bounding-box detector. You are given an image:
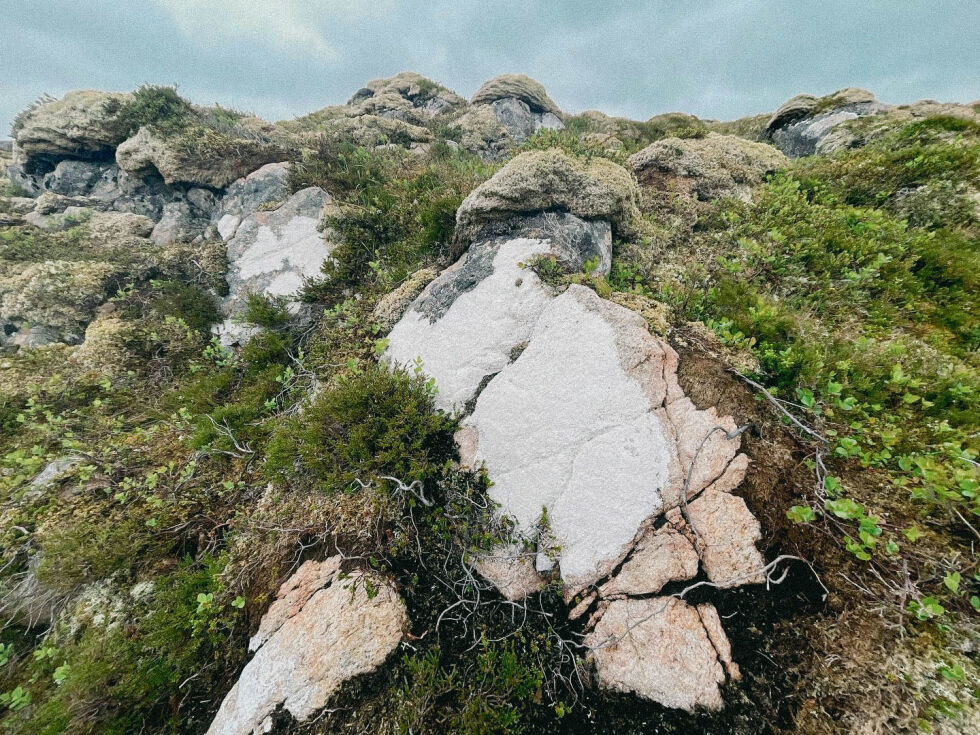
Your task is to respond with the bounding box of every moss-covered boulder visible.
[628,132,788,201]
[454,148,640,251]
[115,124,287,190]
[765,87,888,156]
[471,74,562,117]
[345,71,467,125]
[11,90,133,161]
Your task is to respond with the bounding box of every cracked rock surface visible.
[384,208,767,710]
[206,558,406,735]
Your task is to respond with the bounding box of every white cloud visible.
[155,0,386,60]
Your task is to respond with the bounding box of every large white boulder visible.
[384,207,766,713]
[385,213,612,411]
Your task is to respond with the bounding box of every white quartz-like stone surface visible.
[385,237,556,411]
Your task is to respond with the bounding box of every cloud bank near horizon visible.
[2,0,978,136]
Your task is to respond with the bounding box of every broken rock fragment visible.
[585,597,733,711]
[206,558,406,735]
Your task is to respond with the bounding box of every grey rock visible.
[217,186,334,344]
[150,198,212,246]
[471,74,563,117]
[486,97,563,145]
[212,162,291,241]
[454,149,640,255]
[766,88,888,157]
[42,159,105,196]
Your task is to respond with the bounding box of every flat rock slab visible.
[585,597,735,711]
[385,214,612,411]
[206,558,406,735]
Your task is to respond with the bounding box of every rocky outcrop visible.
[386,212,613,410]
[471,74,562,118]
[628,133,788,201]
[453,149,640,252]
[217,185,334,344]
[385,173,766,710]
[11,90,131,162]
[115,126,286,190]
[211,162,291,241]
[207,558,406,735]
[455,74,564,157]
[346,72,467,125]
[765,87,889,157]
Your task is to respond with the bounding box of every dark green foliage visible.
[288,138,399,195]
[265,365,457,493]
[103,84,193,139]
[242,292,291,329]
[623,115,980,549]
[145,280,220,332]
[299,145,493,304]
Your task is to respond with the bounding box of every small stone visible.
[687,488,765,587]
[599,526,699,598]
[206,559,406,735]
[585,596,731,711]
[471,545,546,601]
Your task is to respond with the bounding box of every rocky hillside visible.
[1,75,978,735]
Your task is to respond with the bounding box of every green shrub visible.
[103,84,193,139]
[265,364,457,494]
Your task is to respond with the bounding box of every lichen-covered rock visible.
[456,74,564,154]
[451,106,515,160]
[149,188,217,245]
[218,186,334,344]
[471,74,562,118]
[585,597,735,711]
[346,72,467,124]
[766,87,889,157]
[454,149,640,252]
[206,558,406,735]
[628,133,788,201]
[11,90,132,161]
[0,259,124,344]
[116,125,287,190]
[815,99,980,154]
[372,267,439,334]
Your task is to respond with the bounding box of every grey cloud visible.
[1,0,978,137]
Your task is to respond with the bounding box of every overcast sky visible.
[2,1,979,137]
